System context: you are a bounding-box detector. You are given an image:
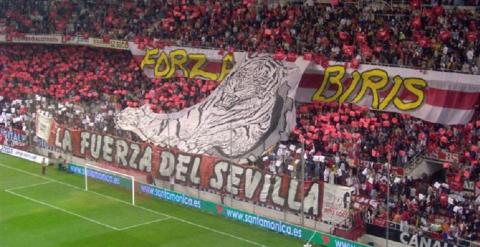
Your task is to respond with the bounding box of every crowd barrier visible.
[66,163,367,247]
[0,144,48,164]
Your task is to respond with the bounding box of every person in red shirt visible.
[400,210,410,232]
[0,134,4,145]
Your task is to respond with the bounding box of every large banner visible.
[46,124,327,218]
[0,127,28,148]
[321,183,355,225]
[129,43,480,125]
[0,35,477,125]
[297,65,480,126]
[117,53,310,162]
[36,111,53,142]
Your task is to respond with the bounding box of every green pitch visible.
[0,153,308,247]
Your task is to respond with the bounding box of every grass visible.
[0,153,309,247]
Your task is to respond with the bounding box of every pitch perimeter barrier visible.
[0,145,48,164]
[67,163,131,190]
[66,162,366,247]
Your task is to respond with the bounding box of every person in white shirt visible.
[324,166,331,183]
[467,49,474,64]
[329,168,335,184]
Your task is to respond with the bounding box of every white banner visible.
[11,34,62,44]
[0,145,48,164]
[36,112,53,142]
[63,35,89,45]
[322,183,355,224]
[129,43,480,125]
[90,38,129,50]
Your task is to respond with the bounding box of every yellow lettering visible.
[378,75,403,110]
[154,52,170,78]
[218,53,235,81]
[312,65,345,103]
[393,78,427,111]
[352,69,389,109]
[188,53,218,80]
[166,49,189,78]
[339,71,361,103]
[140,48,159,70]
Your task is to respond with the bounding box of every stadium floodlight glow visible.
[83,163,135,205]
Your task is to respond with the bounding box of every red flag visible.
[410,0,422,9]
[439,30,451,42]
[467,32,477,43]
[338,32,350,42]
[355,32,367,44]
[350,58,360,69]
[342,44,355,57]
[376,28,389,41]
[274,51,286,60]
[286,52,297,62]
[303,52,313,60]
[411,16,422,30]
[102,34,110,43]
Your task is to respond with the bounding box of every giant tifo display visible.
[1,1,480,247]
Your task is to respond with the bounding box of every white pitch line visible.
[0,162,266,247]
[306,230,318,245]
[5,189,121,231]
[4,176,170,232]
[119,217,171,231]
[4,181,53,191]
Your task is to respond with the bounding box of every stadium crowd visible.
[0,42,479,243]
[266,103,480,243]
[1,0,480,73]
[264,102,480,244]
[0,44,216,134]
[0,0,480,245]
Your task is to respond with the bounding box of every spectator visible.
[1,1,479,73]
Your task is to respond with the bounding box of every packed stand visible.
[264,102,479,173]
[1,0,479,73]
[0,98,32,148]
[258,101,479,243]
[359,165,480,244]
[0,44,217,139]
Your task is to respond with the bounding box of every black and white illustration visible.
[115,54,309,162]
